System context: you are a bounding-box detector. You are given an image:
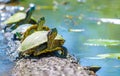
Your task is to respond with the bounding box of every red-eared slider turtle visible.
[12,17,49,41]
[11,24,32,40]
[18,28,67,58]
[4,4,36,31]
[21,17,49,42]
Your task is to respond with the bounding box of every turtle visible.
[12,24,32,34]
[12,17,49,41]
[21,17,49,42]
[18,28,67,58]
[11,24,32,40]
[4,4,36,31]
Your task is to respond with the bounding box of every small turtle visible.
[4,4,36,31]
[12,17,49,41]
[12,24,32,40]
[18,28,67,58]
[21,17,49,42]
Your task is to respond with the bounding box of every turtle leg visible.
[4,24,16,32]
[18,49,35,59]
[17,52,30,59]
[42,26,50,31]
[33,46,68,58]
[29,19,37,24]
[12,32,22,41]
[4,25,11,32]
[12,33,19,41]
[53,46,68,58]
[10,24,19,30]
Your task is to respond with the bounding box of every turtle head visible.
[29,3,36,10]
[37,17,45,26]
[37,17,45,31]
[25,3,35,22]
[47,28,57,49]
[38,17,45,23]
[47,28,57,41]
[26,3,36,14]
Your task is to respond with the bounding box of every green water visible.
[4,0,120,76]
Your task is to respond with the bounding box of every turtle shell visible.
[19,31,64,52]
[12,24,32,34]
[3,12,35,25]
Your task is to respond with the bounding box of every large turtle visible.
[18,28,67,58]
[4,4,36,31]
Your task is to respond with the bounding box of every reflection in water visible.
[88,17,120,25]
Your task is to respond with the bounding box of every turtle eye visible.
[47,28,57,40]
[40,17,45,21]
[47,30,52,36]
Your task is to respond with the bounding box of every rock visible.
[11,57,96,76]
[0,4,5,10]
